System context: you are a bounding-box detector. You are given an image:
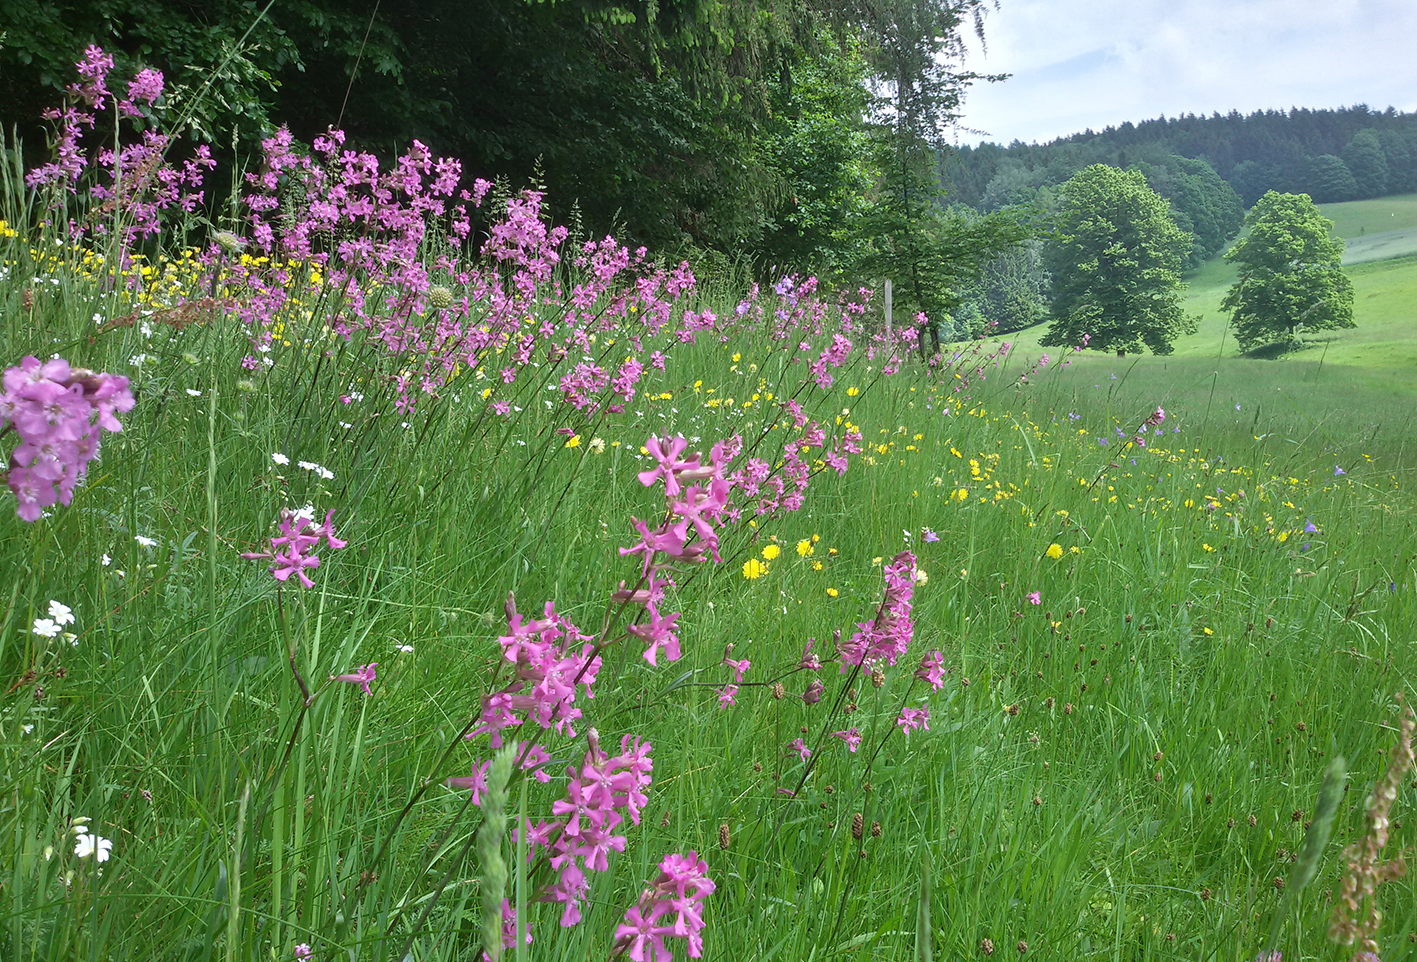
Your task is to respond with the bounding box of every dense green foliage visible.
[1222,191,1356,353]
[1041,165,1195,356]
[0,0,1018,281]
[951,235,1048,335]
[942,106,1417,210]
[1132,155,1245,267]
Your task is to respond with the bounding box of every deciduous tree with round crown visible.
[1221,191,1355,354]
[1041,165,1196,356]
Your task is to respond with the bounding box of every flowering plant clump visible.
[2,356,135,521]
[611,850,716,960]
[240,507,347,588]
[837,550,916,669]
[26,45,213,248]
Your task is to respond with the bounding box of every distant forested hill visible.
[941,105,1417,210]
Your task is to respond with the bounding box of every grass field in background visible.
[1318,192,1417,238]
[970,194,1417,443]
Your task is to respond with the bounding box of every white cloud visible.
[954,0,1417,145]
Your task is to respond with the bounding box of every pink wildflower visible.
[611,851,715,961]
[915,650,947,691]
[896,706,930,734]
[830,728,862,753]
[838,550,915,669]
[2,357,134,521]
[330,663,377,696]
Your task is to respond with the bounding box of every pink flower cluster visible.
[483,899,532,960]
[521,730,653,926]
[611,850,715,960]
[26,46,212,248]
[239,508,346,588]
[838,550,917,669]
[1121,406,1167,452]
[619,436,740,665]
[469,594,600,748]
[2,356,135,521]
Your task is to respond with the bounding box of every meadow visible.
[976,193,1417,462]
[3,54,1417,962]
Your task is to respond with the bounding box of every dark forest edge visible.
[3,3,1412,352]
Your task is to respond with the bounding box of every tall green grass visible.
[3,133,1417,962]
[3,229,1416,962]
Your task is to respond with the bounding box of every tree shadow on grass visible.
[1241,338,1317,360]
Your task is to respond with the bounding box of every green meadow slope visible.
[966,195,1417,467]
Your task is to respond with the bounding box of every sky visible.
[952,0,1417,147]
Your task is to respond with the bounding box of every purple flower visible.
[915,651,946,690]
[242,509,346,588]
[1303,519,1318,534]
[1334,465,1345,476]
[922,528,939,543]
[331,663,377,695]
[830,728,861,752]
[612,851,714,961]
[1026,591,1041,605]
[627,601,683,666]
[722,653,750,682]
[788,737,811,761]
[837,550,915,669]
[802,679,824,704]
[896,706,930,733]
[2,357,134,521]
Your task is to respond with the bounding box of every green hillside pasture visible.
[962,255,1417,470]
[1340,225,1417,264]
[1019,352,1417,478]
[1318,192,1417,238]
[1172,250,1417,372]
